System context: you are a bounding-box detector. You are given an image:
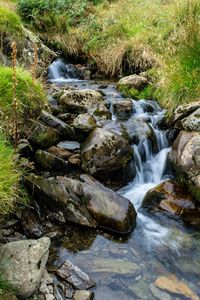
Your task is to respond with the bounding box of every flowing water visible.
[49,60,200,300]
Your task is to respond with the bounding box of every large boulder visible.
[142,180,200,227]
[59,89,105,113]
[169,131,200,202]
[113,99,133,120]
[26,174,136,233]
[117,75,148,91]
[0,237,50,299]
[81,128,133,177]
[177,108,200,131]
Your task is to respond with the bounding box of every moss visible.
[0,66,48,125]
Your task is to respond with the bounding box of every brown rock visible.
[154,275,199,300]
[48,146,73,159]
[73,290,94,300]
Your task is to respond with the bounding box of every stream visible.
[48,60,200,300]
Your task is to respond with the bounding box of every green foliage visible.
[0,66,48,120]
[0,7,22,37]
[0,132,21,217]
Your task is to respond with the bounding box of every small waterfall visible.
[47,58,79,82]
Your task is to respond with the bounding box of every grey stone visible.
[73,290,94,300]
[57,141,80,151]
[117,75,148,91]
[0,237,50,299]
[35,150,70,172]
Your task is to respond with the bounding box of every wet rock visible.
[35,150,70,172]
[169,101,200,126]
[81,174,137,233]
[73,290,94,300]
[26,174,136,233]
[121,116,155,145]
[56,260,95,290]
[40,110,75,139]
[59,89,104,113]
[113,99,133,120]
[81,128,133,177]
[150,283,171,300]
[21,208,42,238]
[28,120,60,149]
[73,114,96,133]
[103,121,129,140]
[89,258,140,276]
[26,174,97,228]
[142,180,200,226]
[57,141,80,151]
[117,75,148,91]
[69,154,81,166]
[128,279,150,300]
[0,237,50,298]
[154,275,199,300]
[169,131,200,202]
[48,146,73,159]
[88,103,112,121]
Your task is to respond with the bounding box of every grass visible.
[0,6,22,37]
[0,132,22,217]
[16,0,199,113]
[0,66,48,124]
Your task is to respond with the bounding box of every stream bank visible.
[0,59,200,300]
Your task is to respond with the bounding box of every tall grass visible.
[0,132,21,217]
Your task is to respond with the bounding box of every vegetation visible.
[0,6,22,38]
[17,0,200,112]
[0,66,48,122]
[0,132,22,217]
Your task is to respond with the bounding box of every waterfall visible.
[47,58,79,83]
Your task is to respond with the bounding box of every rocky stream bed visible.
[0,59,200,300]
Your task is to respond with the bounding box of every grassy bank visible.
[16,0,200,113]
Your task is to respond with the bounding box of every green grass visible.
[0,132,22,217]
[0,66,48,122]
[0,7,22,37]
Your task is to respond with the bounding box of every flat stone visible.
[154,275,199,300]
[48,146,73,159]
[73,290,94,300]
[56,260,95,290]
[150,283,171,300]
[57,141,80,151]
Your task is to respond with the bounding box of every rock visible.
[48,146,73,159]
[59,89,104,113]
[88,103,112,121]
[169,131,200,202]
[45,295,55,300]
[142,180,196,216]
[73,290,94,300]
[56,260,95,290]
[121,116,155,145]
[40,110,75,139]
[69,154,81,166]
[89,258,140,276]
[57,141,80,151]
[103,120,129,140]
[113,99,133,120]
[16,139,32,158]
[0,237,50,299]
[73,114,96,133]
[150,283,171,300]
[179,108,200,131]
[154,275,199,300]
[81,174,137,233]
[26,174,97,228]
[117,75,148,91]
[26,174,136,233]
[81,128,133,177]
[21,208,42,238]
[28,120,60,149]
[35,150,70,172]
[169,101,200,126]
